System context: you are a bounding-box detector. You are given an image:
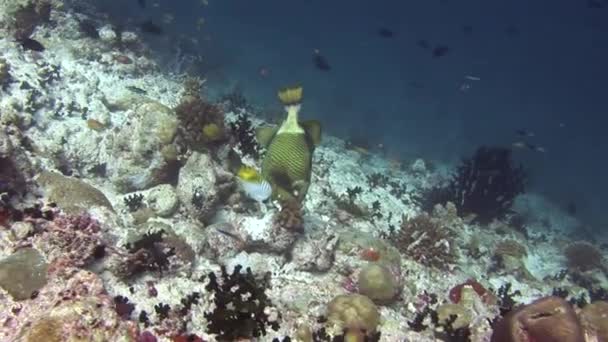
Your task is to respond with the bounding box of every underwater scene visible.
[0,0,607,341]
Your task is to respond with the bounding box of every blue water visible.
[103,0,608,230]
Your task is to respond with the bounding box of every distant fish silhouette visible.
[408,81,424,89]
[416,39,430,49]
[137,0,146,8]
[432,45,450,58]
[462,25,473,34]
[313,49,331,71]
[140,20,163,35]
[587,0,607,8]
[516,129,535,137]
[17,38,45,52]
[378,27,395,38]
[505,25,520,36]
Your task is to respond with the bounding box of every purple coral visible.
[40,213,106,272]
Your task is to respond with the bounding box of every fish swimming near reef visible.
[378,27,395,38]
[256,85,322,201]
[140,20,163,35]
[236,165,272,202]
[512,141,546,153]
[432,45,450,58]
[516,129,535,137]
[126,85,147,95]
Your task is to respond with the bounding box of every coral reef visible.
[0,2,605,340]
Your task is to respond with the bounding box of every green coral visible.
[357,262,399,304]
[326,294,380,335]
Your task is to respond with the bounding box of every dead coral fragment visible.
[564,241,606,272]
[392,207,457,269]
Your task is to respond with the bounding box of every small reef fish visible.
[417,39,431,49]
[162,13,174,25]
[236,166,272,202]
[17,38,45,52]
[432,45,450,58]
[512,141,546,153]
[378,27,395,38]
[256,85,322,202]
[196,17,206,31]
[140,20,163,35]
[464,75,481,81]
[126,86,147,94]
[312,49,331,71]
[516,129,535,137]
[462,25,473,34]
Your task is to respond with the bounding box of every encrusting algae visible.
[256,85,321,202]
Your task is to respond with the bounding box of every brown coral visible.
[175,94,226,151]
[494,239,527,258]
[491,296,585,342]
[13,1,52,40]
[273,199,304,233]
[564,241,605,272]
[392,210,457,269]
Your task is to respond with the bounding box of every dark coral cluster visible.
[204,265,280,340]
[423,146,526,224]
[112,231,176,278]
[228,112,261,159]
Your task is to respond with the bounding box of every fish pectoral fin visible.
[291,180,310,201]
[300,120,322,146]
[255,125,278,147]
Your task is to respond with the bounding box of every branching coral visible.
[422,146,526,224]
[392,207,457,269]
[203,265,280,340]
